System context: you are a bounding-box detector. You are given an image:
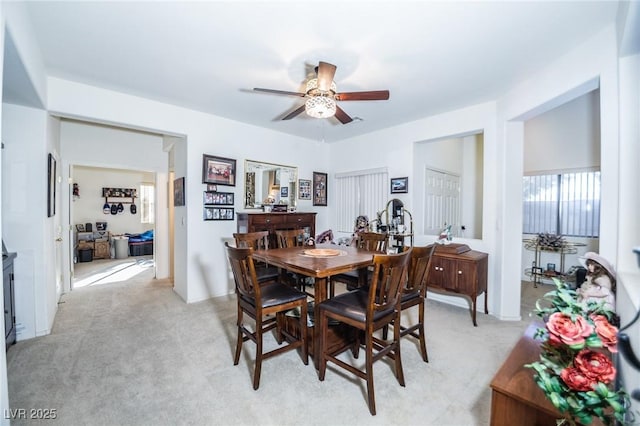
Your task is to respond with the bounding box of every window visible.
[140,183,155,224]
[335,168,388,233]
[522,170,600,237]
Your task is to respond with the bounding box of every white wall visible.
[1,103,51,342]
[0,4,9,421]
[72,166,155,236]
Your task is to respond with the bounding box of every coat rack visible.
[102,187,137,204]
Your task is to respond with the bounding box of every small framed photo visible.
[173,177,185,206]
[207,184,217,192]
[532,266,543,275]
[546,263,556,272]
[204,207,235,221]
[390,177,408,194]
[298,179,311,200]
[202,154,236,186]
[313,172,327,206]
[203,191,234,206]
[280,187,289,198]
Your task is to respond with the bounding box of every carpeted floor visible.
[6,267,550,426]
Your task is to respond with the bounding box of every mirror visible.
[244,160,298,209]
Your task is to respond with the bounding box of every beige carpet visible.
[6,266,549,425]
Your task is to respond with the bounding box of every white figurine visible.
[576,252,616,312]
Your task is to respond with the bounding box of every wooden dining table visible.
[252,243,376,366]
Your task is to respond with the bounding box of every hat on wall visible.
[103,203,111,214]
[110,204,118,215]
[130,203,137,214]
[579,252,616,279]
[117,203,124,214]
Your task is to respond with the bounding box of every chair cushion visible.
[260,283,307,308]
[318,290,395,323]
[400,290,420,304]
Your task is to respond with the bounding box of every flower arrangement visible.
[526,278,630,425]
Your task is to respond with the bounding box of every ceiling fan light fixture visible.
[305,96,336,118]
[305,78,337,94]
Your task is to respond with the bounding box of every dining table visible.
[252,243,376,366]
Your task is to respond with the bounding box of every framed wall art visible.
[203,191,234,206]
[204,207,235,221]
[202,154,236,186]
[390,177,408,194]
[47,153,57,217]
[298,179,311,200]
[173,177,185,206]
[313,172,327,206]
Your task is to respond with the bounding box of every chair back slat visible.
[356,232,388,253]
[225,242,260,300]
[233,231,270,250]
[369,249,411,315]
[405,245,437,296]
[275,229,305,248]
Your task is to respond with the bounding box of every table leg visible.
[313,277,328,367]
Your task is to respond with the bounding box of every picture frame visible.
[532,266,543,275]
[546,263,556,271]
[298,179,311,200]
[47,153,57,217]
[280,187,288,198]
[207,184,217,192]
[202,154,236,186]
[313,172,327,206]
[203,191,234,206]
[203,207,235,221]
[390,176,408,194]
[173,177,185,206]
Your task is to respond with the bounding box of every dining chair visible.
[233,231,279,285]
[317,248,411,416]
[274,229,313,293]
[382,244,436,362]
[225,242,308,390]
[329,231,388,296]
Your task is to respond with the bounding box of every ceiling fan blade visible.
[254,88,306,97]
[282,104,307,120]
[334,105,353,124]
[335,90,390,101]
[316,61,337,92]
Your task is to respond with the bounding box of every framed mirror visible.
[244,160,298,209]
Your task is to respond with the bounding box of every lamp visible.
[305,78,337,118]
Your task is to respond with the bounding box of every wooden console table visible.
[426,243,488,326]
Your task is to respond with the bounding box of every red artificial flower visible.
[574,349,616,384]
[561,366,598,391]
[591,314,618,353]
[546,312,594,349]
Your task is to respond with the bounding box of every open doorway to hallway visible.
[70,164,157,290]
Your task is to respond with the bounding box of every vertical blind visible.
[335,168,388,233]
[522,170,600,237]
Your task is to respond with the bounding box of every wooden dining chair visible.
[382,244,436,362]
[233,231,279,285]
[317,248,411,416]
[329,231,388,296]
[274,229,312,293]
[225,242,308,390]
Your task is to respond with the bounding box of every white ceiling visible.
[4,1,620,142]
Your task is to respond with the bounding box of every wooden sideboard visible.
[236,212,317,248]
[426,243,488,326]
[490,322,603,426]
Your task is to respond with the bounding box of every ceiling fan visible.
[253,61,390,124]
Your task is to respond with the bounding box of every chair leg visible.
[318,310,328,381]
[382,323,389,340]
[234,308,243,365]
[300,301,308,365]
[253,316,263,390]
[365,331,376,416]
[393,312,406,387]
[418,302,429,363]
